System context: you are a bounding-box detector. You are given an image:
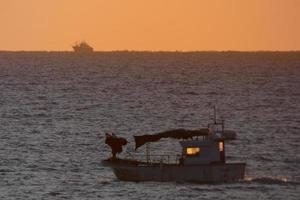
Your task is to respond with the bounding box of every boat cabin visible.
[179,120,233,165]
[180,138,225,165]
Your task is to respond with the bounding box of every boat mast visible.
[213,105,217,124]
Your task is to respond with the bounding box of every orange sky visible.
[0,0,299,51]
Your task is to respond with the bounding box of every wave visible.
[243,176,299,185]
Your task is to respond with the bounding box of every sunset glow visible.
[1,0,299,51]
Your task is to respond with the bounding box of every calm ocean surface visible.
[0,52,299,199]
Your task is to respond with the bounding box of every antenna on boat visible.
[213,105,217,124]
[221,118,225,132]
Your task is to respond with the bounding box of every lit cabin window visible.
[219,142,224,152]
[186,147,200,155]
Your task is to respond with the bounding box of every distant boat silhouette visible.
[72,41,93,53]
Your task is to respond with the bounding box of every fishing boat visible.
[102,110,246,183]
[72,41,93,53]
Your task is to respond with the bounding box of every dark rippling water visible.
[0,52,299,199]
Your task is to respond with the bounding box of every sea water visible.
[0,52,299,199]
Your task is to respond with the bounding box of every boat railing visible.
[124,154,181,165]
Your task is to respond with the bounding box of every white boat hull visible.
[103,160,245,183]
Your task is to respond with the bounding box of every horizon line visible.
[1,50,300,53]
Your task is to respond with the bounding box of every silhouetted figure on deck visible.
[105,133,128,159]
